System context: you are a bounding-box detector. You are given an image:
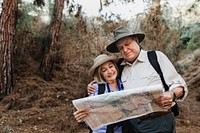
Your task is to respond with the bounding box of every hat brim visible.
[89,56,118,76]
[106,33,145,53]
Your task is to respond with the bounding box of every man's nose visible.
[123,46,128,52]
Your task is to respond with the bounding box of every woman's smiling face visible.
[100,61,118,82]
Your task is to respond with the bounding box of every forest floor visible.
[0,51,200,133]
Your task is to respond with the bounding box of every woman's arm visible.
[73,109,89,123]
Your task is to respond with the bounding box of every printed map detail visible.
[72,84,167,130]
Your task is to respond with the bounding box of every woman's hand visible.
[87,80,96,95]
[73,109,89,123]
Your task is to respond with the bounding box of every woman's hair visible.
[94,61,118,83]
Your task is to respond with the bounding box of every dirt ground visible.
[0,53,200,133]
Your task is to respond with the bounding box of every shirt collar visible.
[138,49,147,62]
[120,49,147,66]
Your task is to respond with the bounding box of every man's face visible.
[116,37,140,63]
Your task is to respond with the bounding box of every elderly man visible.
[88,26,188,133]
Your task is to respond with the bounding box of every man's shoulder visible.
[154,50,164,54]
[147,50,166,57]
[154,51,167,58]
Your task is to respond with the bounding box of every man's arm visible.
[87,80,97,95]
[157,51,188,101]
[170,86,184,100]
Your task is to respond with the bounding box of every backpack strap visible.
[98,84,106,95]
[147,50,179,117]
[98,83,112,95]
[147,51,169,91]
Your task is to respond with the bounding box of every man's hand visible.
[154,91,174,109]
[87,80,96,95]
[73,110,88,123]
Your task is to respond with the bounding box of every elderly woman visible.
[73,54,130,133]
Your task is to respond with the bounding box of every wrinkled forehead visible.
[116,36,133,46]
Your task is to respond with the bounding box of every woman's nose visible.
[107,69,112,73]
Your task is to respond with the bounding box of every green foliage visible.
[14,1,49,67]
[181,23,200,51]
[186,43,197,51]
[17,2,42,34]
[186,30,200,50]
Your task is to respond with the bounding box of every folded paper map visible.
[72,84,167,130]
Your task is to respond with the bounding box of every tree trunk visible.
[40,0,64,81]
[0,0,18,99]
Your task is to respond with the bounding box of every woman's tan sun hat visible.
[106,26,145,53]
[89,54,118,77]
